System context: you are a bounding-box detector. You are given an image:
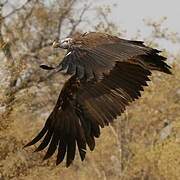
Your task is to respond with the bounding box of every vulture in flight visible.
[25,32,172,167]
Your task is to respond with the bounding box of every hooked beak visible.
[52,40,61,48]
[52,38,72,49]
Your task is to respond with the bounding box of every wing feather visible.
[25,32,172,167]
[55,33,171,80]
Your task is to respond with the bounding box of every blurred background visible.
[0,0,179,179]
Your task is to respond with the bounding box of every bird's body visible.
[25,32,172,167]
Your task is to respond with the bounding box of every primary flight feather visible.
[25,32,172,167]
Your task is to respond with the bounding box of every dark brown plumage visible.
[25,32,172,167]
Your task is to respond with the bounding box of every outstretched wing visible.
[25,32,172,167]
[25,77,86,167]
[25,61,153,167]
[55,32,171,81]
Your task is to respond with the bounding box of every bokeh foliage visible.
[0,0,179,179]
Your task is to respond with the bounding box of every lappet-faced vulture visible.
[25,32,172,167]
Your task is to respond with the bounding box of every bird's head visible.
[52,38,73,49]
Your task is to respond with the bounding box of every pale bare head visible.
[52,38,73,49]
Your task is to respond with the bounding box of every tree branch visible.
[68,3,91,37]
[2,0,33,19]
[56,0,77,39]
